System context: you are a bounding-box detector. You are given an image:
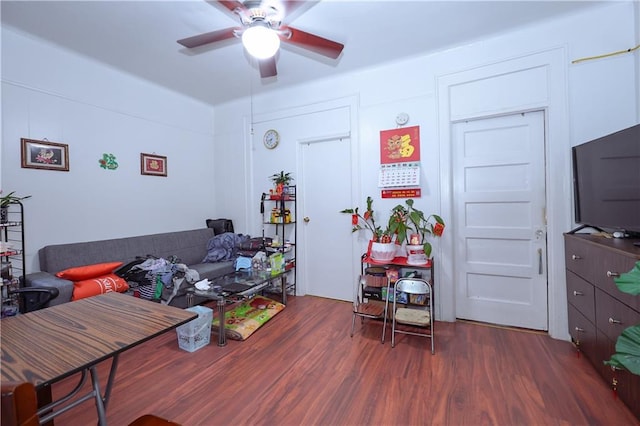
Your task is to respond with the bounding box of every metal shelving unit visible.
[1,201,25,317]
[261,185,296,296]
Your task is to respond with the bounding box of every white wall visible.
[1,28,217,272]
[213,1,639,339]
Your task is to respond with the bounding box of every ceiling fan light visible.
[242,24,280,59]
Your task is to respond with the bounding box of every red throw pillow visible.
[71,273,130,301]
[56,262,123,281]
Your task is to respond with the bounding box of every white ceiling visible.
[1,0,608,106]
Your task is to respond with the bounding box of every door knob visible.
[304,217,310,223]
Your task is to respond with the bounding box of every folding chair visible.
[350,275,389,343]
[390,277,434,353]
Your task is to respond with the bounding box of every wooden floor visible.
[52,295,639,426]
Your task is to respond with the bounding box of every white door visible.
[300,137,354,301]
[453,111,548,330]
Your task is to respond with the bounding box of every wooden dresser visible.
[564,233,640,419]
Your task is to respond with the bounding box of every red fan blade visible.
[216,1,245,14]
[177,28,237,49]
[281,26,344,59]
[259,58,277,78]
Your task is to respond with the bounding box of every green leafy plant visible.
[340,196,388,242]
[388,199,445,258]
[604,261,640,375]
[0,191,32,208]
[341,197,445,254]
[269,171,293,186]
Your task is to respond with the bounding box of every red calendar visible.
[378,126,421,192]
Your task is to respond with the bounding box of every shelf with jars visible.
[261,185,296,297]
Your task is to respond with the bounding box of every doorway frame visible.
[437,47,572,339]
[250,95,360,296]
[295,95,360,297]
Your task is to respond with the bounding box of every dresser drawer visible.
[564,235,596,281]
[567,303,597,365]
[597,333,640,420]
[566,270,595,319]
[591,250,640,311]
[595,288,640,342]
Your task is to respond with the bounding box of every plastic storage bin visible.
[176,306,213,352]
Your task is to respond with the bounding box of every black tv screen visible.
[572,124,640,235]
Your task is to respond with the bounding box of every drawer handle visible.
[606,270,620,278]
[571,254,581,260]
[574,326,584,332]
[573,290,583,296]
[608,317,622,325]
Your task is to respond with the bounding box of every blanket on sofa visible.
[202,233,250,263]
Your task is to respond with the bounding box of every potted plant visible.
[0,191,31,223]
[604,261,640,375]
[269,171,294,196]
[341,196,383,241]
[340,197,395,261]
[388,199,445,261]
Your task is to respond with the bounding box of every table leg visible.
[217,298,226,347]
[281,275,287,305]
[37,371,89,424]
[102,354,119,411]
[36,386,54,426]
[89,366,108,426]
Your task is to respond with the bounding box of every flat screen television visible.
[571,123,640,236]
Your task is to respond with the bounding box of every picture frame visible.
[140,153,167,177]
[21,138,70,171]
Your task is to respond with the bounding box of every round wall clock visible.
[263,129,280,149]
[395,112,410,126]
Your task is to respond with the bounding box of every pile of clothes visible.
[115,255,199,304]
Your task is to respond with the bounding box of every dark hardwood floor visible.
[52,295,639,425]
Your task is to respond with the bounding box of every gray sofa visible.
[24,228,235,308]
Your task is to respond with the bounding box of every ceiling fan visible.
[177,0,344,78]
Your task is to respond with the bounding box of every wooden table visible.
[0,292,196,425]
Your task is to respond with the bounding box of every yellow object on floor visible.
[212,296,285,341]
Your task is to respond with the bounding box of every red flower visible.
[433,222,445,237]
[352,214,358,225]
[363,211,371,220]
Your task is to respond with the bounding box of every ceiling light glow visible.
[242,23,280,59]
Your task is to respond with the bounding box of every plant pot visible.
[0,207,8,224]
[370,242,396,262]
[406,244,428,265]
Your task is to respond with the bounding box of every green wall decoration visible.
[99,153,118,170]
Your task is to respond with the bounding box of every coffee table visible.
[188,269,289,346]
